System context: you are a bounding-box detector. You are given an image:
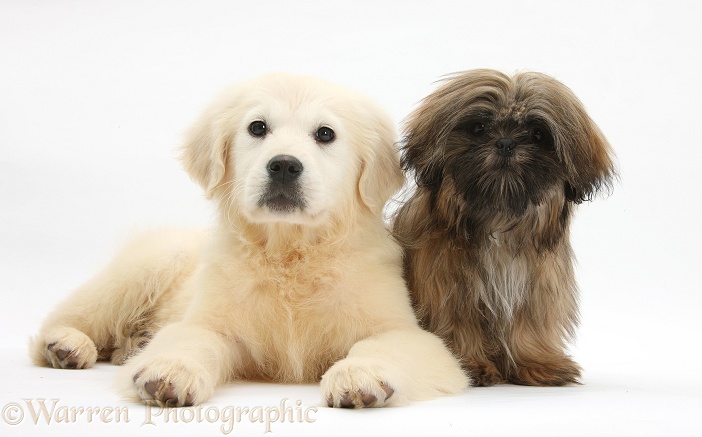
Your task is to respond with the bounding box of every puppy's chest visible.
[241,249,352,335]
[252,251,341,301]
[241,253,355,381]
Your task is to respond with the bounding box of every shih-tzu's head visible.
[401,69,615,226]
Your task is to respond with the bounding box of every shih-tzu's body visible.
[393,69,615,386]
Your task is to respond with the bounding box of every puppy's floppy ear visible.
[180,89,239,199]
[356,107,405,214]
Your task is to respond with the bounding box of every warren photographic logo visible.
[2,398,318,434]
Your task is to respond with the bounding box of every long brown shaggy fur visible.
[393,69,615,386]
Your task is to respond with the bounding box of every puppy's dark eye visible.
[467,121,486,138]
[249,121,267,137]
[530,126,554,150]
[316,126,335,143]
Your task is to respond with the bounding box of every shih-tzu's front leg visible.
[507,311,581,386]
[448,317,508,387]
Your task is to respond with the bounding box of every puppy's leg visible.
[30,229,202,369]
[321,328,468,408]
[119,322,245,406]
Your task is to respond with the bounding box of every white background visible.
[1,0,701,435]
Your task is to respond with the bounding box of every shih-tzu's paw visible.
[320,358,396,408]
[510,357,582,386]
[466,359,506,387]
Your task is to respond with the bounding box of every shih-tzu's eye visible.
[315,126,335,143]
[530,126,554,150]
[249,120,267,137]
[531,127,545,142]
[467,121,486,138]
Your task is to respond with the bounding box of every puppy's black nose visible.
[267,155,303,183]
[495,138,516,157]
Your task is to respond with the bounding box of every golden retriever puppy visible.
[30,73,468,408]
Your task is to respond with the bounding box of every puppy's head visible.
[180,73,403,227]
[402,69,615,220]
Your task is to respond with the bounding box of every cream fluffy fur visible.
[30,73,468,408]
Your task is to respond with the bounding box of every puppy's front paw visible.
[321,358,396,408]
[125,359,214,407]
[31,327,98,369]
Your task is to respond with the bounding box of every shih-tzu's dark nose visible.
[267,155,303,184]
[495,138,516,157]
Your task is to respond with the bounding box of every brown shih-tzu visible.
[393,69,615,386]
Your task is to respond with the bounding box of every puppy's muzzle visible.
[260,155,306,213]
[267,155,303,184]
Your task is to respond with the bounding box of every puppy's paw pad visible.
[321,364,395,408]
[40,330,97,369]
[139,378,193,407]
[129,362,208,407]
[330,381,394,409]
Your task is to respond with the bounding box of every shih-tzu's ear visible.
[179,87,242,199]
[401,70,513,190]
[518,72,617,203]
[399,98,452,191]
[399,83,454,190]
[400,125,444,191]
[559,103,616,203]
